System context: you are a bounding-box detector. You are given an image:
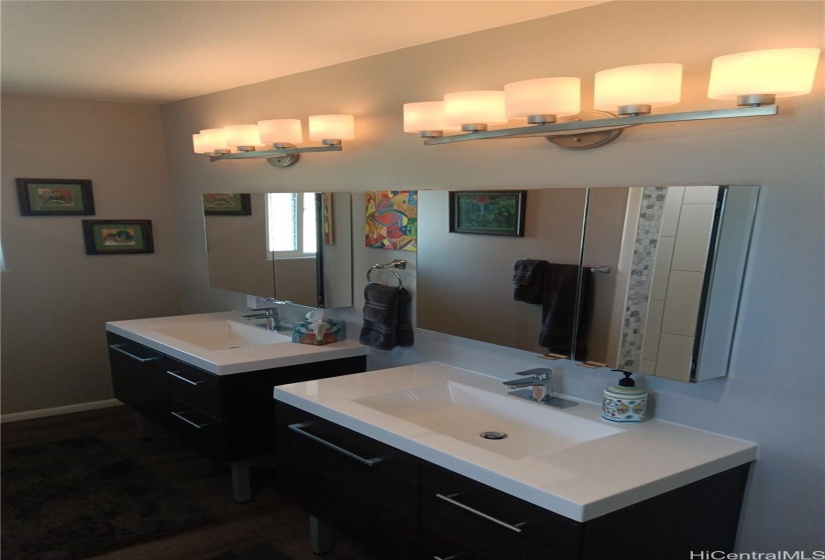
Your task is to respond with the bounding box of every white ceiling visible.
[0,1,603,105]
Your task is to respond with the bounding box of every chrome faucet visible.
[502,368,577,409]
[243,307,281,331]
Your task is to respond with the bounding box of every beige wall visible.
[1,95,180,414]
[159,2,824,551]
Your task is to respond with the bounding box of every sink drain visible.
[479,431,508,440]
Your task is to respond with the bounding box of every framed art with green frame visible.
[82,220,154,255]
[449,190,527,237]
[16,178,95,216]
[203,193,252,215]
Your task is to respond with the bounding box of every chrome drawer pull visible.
[435,493,526,533]
[288,423,383,467]
[109,344,160,363]
[166,370,205,386]
[170,411,213,429]
[434,556,459,560]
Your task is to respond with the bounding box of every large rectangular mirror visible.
[417,188,588,355]
[203,192,353,308]
[417,186,758,382]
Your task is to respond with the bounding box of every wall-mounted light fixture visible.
[403,48,820,150]
[192,114,355,167]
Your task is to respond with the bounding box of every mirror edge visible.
[693,185,760,382]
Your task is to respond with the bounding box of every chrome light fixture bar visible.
[193,114,355,167]
[207,143,342,167]
[405,48,820,150]
[423,105,780,149]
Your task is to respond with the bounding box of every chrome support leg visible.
[310,515,333,555]
[231,461,251,503]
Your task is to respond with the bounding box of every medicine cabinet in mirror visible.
[203,192,353,308]
[417,186,758,382]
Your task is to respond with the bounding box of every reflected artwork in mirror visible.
[203,192,353,308]
[417,186,758,382]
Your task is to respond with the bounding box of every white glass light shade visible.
[504,77,581,118]
[403,101,460,133]
[443,91,507,127]
[707,48,821,100]
[192,133,211,154]
[258,119,304,144]
[223,124,261,148]
[594,63,683,111]
[199,128,228,152]
[308,114,355,141]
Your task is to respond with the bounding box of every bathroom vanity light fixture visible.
[403,48,820,150]
[192,114,355,167]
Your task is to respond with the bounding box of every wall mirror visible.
[417,185,758,382]
[203,192,353,308]
[417,188,588,355]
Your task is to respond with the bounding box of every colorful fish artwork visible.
[365,190,418,251]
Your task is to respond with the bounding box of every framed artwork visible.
[203,193,251,215]
[82,220,154,255]
[365,190,418,251]
[449,190,527,237]
[16,178,95,216]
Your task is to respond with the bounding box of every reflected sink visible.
[152,320,292,350]
[354,381,622,459]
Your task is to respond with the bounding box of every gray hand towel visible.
[362,283,398,323]
[513,259,546,304]
[359,286,414,351]
[538,264,592,358]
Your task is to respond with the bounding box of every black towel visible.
[513,259,546,304]
[359,285,414,351]
[537,264,593,358]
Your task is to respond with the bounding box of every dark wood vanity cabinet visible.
[274,403,752,560]
[107,332,367,465]
[275,402,419,560]
[420,463,583,560]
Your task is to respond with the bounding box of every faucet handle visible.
[247,307,279,316]
[513,367,552,379]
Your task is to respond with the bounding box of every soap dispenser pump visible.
[602,369,648,423]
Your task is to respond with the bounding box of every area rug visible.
[1,436,213,560]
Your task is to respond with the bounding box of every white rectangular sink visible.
[151,320,292,351]
[353,381,622,460]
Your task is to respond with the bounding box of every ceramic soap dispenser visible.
[602,369,648,423]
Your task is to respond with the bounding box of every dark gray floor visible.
[1,405,377,560]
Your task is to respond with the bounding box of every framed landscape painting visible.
[203,193,251,215]
[16,178,95,216]
[82,220,154,255]
[449,190,527,237]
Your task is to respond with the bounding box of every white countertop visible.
[274,362,758,522]
[106,311,368,375]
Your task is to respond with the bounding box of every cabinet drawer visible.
[164,359,221,417]
[108,333,167,418]
[420,463,583,560]
[276,402,419,559]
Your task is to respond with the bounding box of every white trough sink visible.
[354,381,623,460]
[152,320,291,351]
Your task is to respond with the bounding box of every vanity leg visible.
[135,413,153,440]
[231,461,252,503]
[309,515,334,555]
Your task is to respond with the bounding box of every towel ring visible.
[367,260,406,288]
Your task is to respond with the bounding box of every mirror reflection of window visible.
[267,192,317,256]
